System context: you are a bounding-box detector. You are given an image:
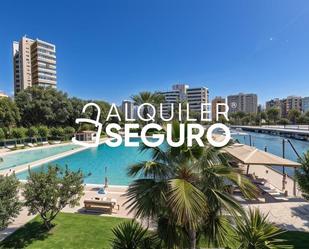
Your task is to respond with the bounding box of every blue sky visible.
[0,0,309,105]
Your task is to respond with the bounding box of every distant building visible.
[187,87,209,113]
[266,98,281,110]
[0,92,8,98]
[281,96,302,117]
[158,84,209,118]
[13,36,57,94]
[160,89,181,118]
[265,98,282,116]
[211,96,226,121]
[172,84,188,100]
[302,97,309,113]
[121,100,135,119]
[257,104,264,113]
[227,93,258,114]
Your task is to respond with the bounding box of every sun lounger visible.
[252,179,266,185]
[42,141,49,145]
[26,143,35,147]
[84,198,119,214]
[51,140,61,144]
[5,145,15,149]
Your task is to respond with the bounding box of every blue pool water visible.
[0,144,80,171]
[233,131,309,176]
[14,133,309,184]
[17,140,153,185]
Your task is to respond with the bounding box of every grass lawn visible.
[1,213,309,249]
[0,213,128,249]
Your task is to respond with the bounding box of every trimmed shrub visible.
[50,127,64,138]
[26,127,39,138]
[64,126,75,135]
[37,126,49,138]
[11,127,27,139]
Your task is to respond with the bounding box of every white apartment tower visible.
[121,100,135,119]
[187,87,209,113]
[160,84,209,118]
[13,36,57,94]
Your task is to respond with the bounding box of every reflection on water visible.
[232,131,309,176]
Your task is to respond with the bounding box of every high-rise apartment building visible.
[302,97,309,113]
[160,84,188,118]
[211,96,226,121]
[13,36,57,94]
[187,87,209,113]
[227,93,258,114]
[159,84,209,118]
[121,100,135,119]
[266,98,281,110]
[281,96,302,117]
[265,98,282,117]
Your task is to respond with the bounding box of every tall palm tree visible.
[125,121,258,249]
[131,91,164,121]
[233,208,291,249]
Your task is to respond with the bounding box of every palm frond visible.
[124,179,167,219]
[167,178,207,229]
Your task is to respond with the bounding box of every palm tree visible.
[295,151,309,200]
[131,91,164,121]
[111,220,158,249]
[233,208,291,249]
[125,121,258,249]
[288,109,301,125]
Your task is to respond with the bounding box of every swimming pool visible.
[14,133,309,184]
[17,140,153,185]
[0,144,80,171]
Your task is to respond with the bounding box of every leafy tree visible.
[0,97,20,128]
[277,118,290,125]
[288,109,301,125]
[37,126,49,138]
[23,165,84,229]
[11,127,27,139]
[64,126,75,135]
[0,128,5,140]
[26,127,39,138]
[267,108,280,124]
[241,116,251,125]
[233,208,291,249]
[295,151,309,200]
[230,111,246,125]
[15,86,74,127]
[0,174,22,230]
[260,111,268,122]
[67,97,87,126]
[50,127,64,138]
[125,121,258,249]
[296,115,309,124]
[111,220,158,249]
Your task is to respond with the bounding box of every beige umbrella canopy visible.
[223,143,301,167]
[223,143,302,195]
